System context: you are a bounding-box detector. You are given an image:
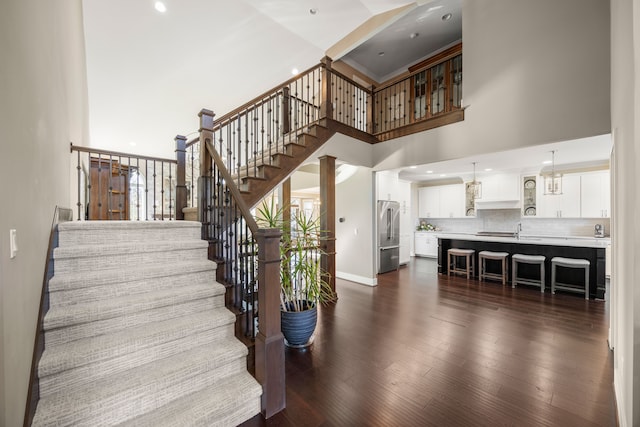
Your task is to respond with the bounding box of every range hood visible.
[475,199,521,210]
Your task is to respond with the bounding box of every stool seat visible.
[512,253,546,292]
[551,257,590,267]
[551,257,590,299]
[449,248,475,255]
[447,248,475,279]
[479,251,509,259]
[479,251,509,285]
[512,254,545,263]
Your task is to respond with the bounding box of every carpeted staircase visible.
[31,220,262,426]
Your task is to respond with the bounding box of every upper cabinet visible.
[580,171,610,218]
[418,184,464,218]
[535,170,610,218]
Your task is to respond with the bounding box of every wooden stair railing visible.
[197,110,285,418]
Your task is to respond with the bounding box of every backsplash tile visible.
[419,209,610,237]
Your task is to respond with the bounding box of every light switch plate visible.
[10,229,17,258]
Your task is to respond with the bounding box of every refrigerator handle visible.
[387,208,392,240]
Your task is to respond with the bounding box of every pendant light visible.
[543,150,563,195]
[470,162,482,199]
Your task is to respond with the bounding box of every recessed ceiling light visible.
[426,170,433,174]
[427,5,443,12]
[309,8,318,15]
[442,13,452,21]
[410,166,417,169]
[291,68,299,75]
[129,141,137,147]
[154,1,167,13]
[542,160,552,164]
[484,168,492,172]
[440,174,447,177]
[378,52,385,57]
[410,32,419,39]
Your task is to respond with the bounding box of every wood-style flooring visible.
[242,257,617,426]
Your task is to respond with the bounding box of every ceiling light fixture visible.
[291,68,299,75]
[378,52,385,57]
[309,8,318,15]
[469,162,482,199]
[543,150,563,195]
[426,170,433,174]
[442,13,452,21]
[154,1,167,13]
[410,32,419,39]
[410,166,417,169]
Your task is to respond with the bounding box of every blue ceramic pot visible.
[281,300,317,347]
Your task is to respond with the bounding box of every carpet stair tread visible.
[48,260,216,292]
[44,282,223,330]
[119,371,262,427]
[38,310,234,378]
[33,341,249,426]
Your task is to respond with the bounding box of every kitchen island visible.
[438,233,609,299]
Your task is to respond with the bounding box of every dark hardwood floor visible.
[242,257,617,426]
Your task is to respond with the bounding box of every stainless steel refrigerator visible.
[377,200,400,273]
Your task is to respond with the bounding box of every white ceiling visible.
[82,0,426,158]
[82,0,609,180]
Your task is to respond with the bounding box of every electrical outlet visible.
[10,229,17,258]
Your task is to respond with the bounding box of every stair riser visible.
[39,325,235,396]
[49,269,217,305]
[45,296,224,346]
[58,226,202,247]
[53,247,208,273]
[34,358,249,427]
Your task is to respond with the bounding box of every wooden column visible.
[175,135,187,220]
[367,86,375,134]
[281,178,291,236]
[255,228,286,418]
[319,155,337,296]
[320,57,333,120]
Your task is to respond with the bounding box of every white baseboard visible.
[614,369,628,427]
[336,271,377,286]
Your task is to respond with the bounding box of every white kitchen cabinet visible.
[418,187,440,218]
[418,184,464,218]
[537,173,581,217]
[580,171,610,217]
[414,232,438,257]
[479,173,520,201]
[440,184,464,218]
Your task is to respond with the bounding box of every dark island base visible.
[438,238,606,299]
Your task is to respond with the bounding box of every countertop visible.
[435,232,610,248]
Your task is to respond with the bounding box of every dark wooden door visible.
[88,158,129,220]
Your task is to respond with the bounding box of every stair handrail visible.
[198,109,286,417]
[213,62,326,128]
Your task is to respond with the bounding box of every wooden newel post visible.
[321,56,333,120]
[255,228,286,418]
[319,155,337,296]
[367,85,376,134]
[282,86,291,135]
[198,109,215,226]
[175,135,187,220]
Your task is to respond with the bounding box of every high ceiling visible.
[82,0,444,158]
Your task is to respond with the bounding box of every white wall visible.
[610,1,638,425]
[335,167,376,285]
[0,1,89,425]
[371,0,611,170]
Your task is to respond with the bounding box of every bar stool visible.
[512,254,546,292]
[447,248,475,279]
[479,251,509,285]
[551,257,590,300]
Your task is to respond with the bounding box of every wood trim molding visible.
[408,42,462,73]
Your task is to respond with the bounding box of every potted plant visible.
[256,197,335,347]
